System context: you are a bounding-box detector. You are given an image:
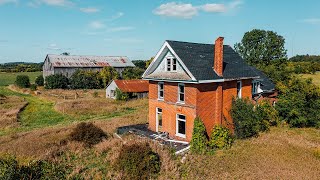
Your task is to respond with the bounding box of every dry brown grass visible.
[182,127,320,180]
[0,95,28,129]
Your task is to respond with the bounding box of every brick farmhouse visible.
[142,37,276,142]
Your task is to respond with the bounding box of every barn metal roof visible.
[47,54,135,68]
[114,80,149,93]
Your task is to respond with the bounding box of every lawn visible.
[301,71,320,87]
[0,71,42,86]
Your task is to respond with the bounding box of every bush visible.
[115,143,161,180]
[115,88,129,101]
[35,75,44,86]
[190,117,208,154]
[15,75,30,88]
[30,84,37,91]
[70,70,103,89]
[208,125,234,150]
[45,74,69,89]
[230,98,264,139]
[100,67,120,88]
[0,155,67,180]
[69,122,107,147]
[122,67,145,80]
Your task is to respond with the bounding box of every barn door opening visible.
[156,108,163,132]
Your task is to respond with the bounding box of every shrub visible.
[190,117,208,154]
[30,84,37,91]
[35,75,44,86]
[230,98,261,139]
[15,75,30,88]
[45,74,69,89]
[115,88,129,101]
[122,67,145,80]
[0,155,67,180]
[208,125,234,150]
[69,122,107,147]
[100,67,119,88]
[115,143,161,180]
[70,70,103,89]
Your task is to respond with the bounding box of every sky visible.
[0,0,320,63]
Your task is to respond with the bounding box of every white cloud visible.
[47,43,61,50]
[29,0,74,7]
[153,2,198,19]
[201,4,226,13]
[109,12,124,21]
[80,7,99,13]
[107,26,135,32]
[301,18,320,25]
[89,20,106,29]
[0,0,18,5]
[153,0,243,19]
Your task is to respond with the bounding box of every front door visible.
[156,108,162,132]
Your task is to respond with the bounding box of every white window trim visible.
[237,80,242,99]
[252,80,261,95]
[156,107,162,132]
[158,82,164,100]
[177,83,185,104]
[166,56,177,72]
[176,114,186,138]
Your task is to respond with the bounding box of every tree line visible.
[0,62,43,72]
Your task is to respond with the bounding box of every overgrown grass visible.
[0,71,42,86]
[0,87,139,136]
[301,71,320,87]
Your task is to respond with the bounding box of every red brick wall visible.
[148,79,253,142]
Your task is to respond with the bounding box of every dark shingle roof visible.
[254,70,276,92]
[166,40,259,81]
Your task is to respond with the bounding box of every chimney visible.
[214,37,224,76]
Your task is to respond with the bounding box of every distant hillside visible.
[0,62,43,72]
[289,55,320,62]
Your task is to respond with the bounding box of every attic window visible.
[166,57,177,72]
[252,81,261,95]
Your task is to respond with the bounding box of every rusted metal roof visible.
[114,80,149,93]
[47,54,135,68]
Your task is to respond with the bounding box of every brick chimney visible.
[214,37,224,76]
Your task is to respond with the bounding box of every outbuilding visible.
[106,80,149,99]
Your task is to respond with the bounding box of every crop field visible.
[301,71,320,87]
[0,71,42,86]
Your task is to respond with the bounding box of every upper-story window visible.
[166,57,177,72]
[178,83,185,103]
[158,82,164,100]
[237,81,242,98]
[252,81,261,95]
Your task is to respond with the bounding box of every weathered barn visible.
[43,54,135,78]
[106,80,149,99]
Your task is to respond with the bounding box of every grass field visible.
[0,71,42,86]
[301,71,320,87]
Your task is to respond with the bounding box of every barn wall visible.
[106,81,118,99]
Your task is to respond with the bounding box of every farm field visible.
[0,73,319,179]
[301,71,320,87]
[0,71,42,86]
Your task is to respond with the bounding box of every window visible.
[176,114,186,138]
[178,83,185,103]
[110,90,115,97]
[167,58,171,71]
[252,81,260,95]
[156,108,162,132]
[158,82,164,100]
[237,81,242,98]
[166,57,177,72]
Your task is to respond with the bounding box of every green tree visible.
[35,75,44,86]
[132,60,147,69]
[122,67,145,80]
[145,57,154,69]
[190,117,208,154]
[15,75,30,88]
[115,88,129,101]
[70,70,103,89]
[45,74,69,89]
[100,67,119,88]
[235,29,287,66]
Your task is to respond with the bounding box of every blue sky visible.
[0,0,320,63]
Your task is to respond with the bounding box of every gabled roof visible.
[113,80,149,93]
[165,40,259,81]
[46,54,135,68]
